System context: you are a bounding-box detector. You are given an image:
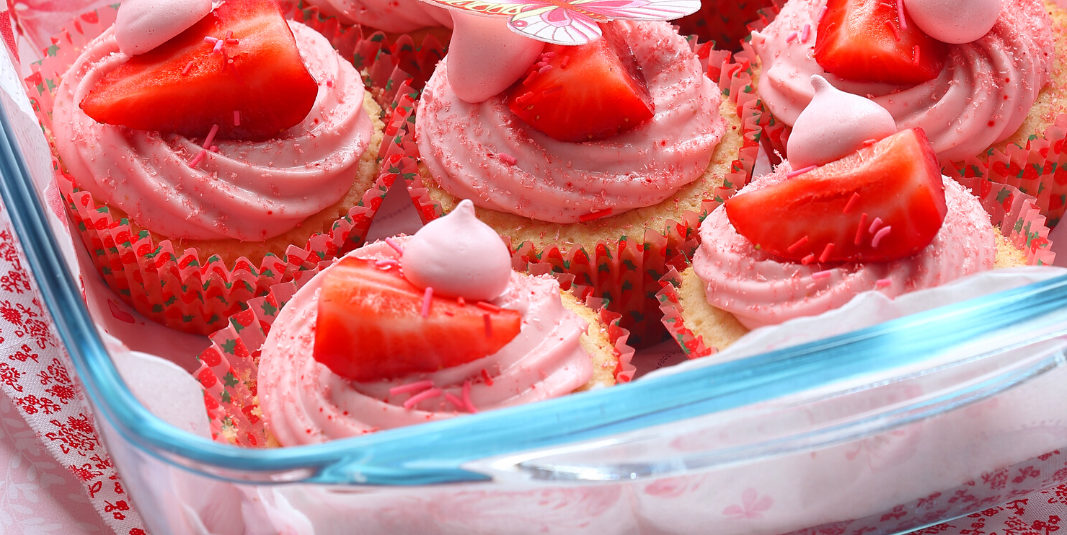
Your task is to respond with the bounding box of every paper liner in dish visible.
[194,266,637,448]
[400,43,765,347]
[673,0,781,51]
[656,179,1057,359]
[19,4,418,334]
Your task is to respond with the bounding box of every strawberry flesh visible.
[506,23,654,143]
[814,0,948,85]
[80,0,318,141]
[725,128,948,263]
[313,257,523,383]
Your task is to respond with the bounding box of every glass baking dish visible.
[3,8,1067,535]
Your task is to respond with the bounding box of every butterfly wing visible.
[508,6,603,45]
[568,0,700,20]
[420,0,532,17]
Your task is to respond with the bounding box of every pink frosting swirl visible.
[301,0,452,33]
[416,21,724,223]
[753,0,1053,161]
[258,241,594,445]
[52,22,374,241]
[692,167,996,329]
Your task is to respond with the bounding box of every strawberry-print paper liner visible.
[401,42,765,346]
[21,4,421,334]
[195,263,636,448]
[657,178,1057,360]
[673,0,781,51]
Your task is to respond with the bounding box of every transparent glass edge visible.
[3,98,1067,486]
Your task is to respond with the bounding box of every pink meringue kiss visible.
[903,0,1002,44]
[115,0,212,55]
[786,75,897,169]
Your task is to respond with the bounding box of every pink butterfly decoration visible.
[421,0,700,45]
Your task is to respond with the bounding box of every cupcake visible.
[42,0,385,333]
[411,17,751,345]
[197,200,631,446]
[299,0,453,35]
[752,0,1063,164]
[673,0,780,51]
[661,80,1047,355]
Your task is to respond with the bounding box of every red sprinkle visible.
[233,110,241,126]
[421,287,433,318]
[886,19,901,41]
[876,278,892,288]
[819,243,835,263]
[579,208,613,222]
[483,313,492,337]
[480,369,494,386]
[787,235,810,254]
[202,124,219,150]
[182,61,195,76]
[786,165,817,179]
[498,153,517,166]
[862,138,879,146]
[457,296,466,307]
[871,226,892,248]
[561,56,570,69]
[462,380,478,414]
[444,392,466,412]
[390,380,434,396]
[385,237,404,255]
[801,254,816,265]
[913,45,920,66]
[855,213,869,245]
[523,71,538,86]
[188,149,207,168]
[897,0,907,31]
[476,301,501,313]
[403,388,442,410]
[843,192,861,214]
[813,270,832,280]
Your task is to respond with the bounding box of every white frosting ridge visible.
[753,0,1052,161]
[416,21,724,223]
[53,22,374,241]
[258,242,594,445]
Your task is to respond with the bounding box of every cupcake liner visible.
[657,180,1057,360]
[195,265,636,448]
[673,0,782,52]
[400,44,766,346]
[21,4,414,334]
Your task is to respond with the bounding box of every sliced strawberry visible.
[313,257,522,383]
[506,23,654,143]
[725,128,948,263]
[80,0,317,141]
[814,0,948,85]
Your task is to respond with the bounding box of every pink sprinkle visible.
[390,380,434,396]
[498,153,517,166]
[188,149,207,168]
[843,192,861,214]
[444,392,466,411]
[385,237,404,255]
[202,124,219,150]
[896,0,907,31]
[786,165,817,179]
[801,23,811,43]
[538,64,553,74]
[403,388,442,410]
[813,270,832,280]
[462,380,478,414]
[862,138,879,146]
[182,61,195,76]
[421,287,433,318]
[375,258,398,269]
[212,39,224,53]
[484,313,492,338]
[204,36,219,45]
[871,226,892,248]
[876,278,892,288]
[786,31,799,43]
[869,217,884,234]
[233,110,241,126]
[817,5,827,23]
